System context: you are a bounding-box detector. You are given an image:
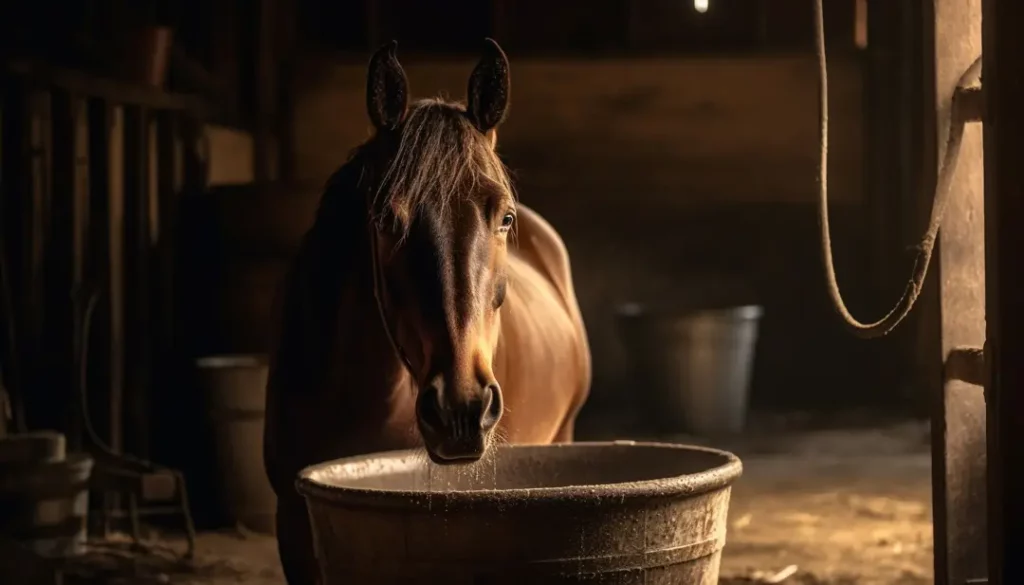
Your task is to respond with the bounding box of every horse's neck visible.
[310,188,412,403]
[334,273,412,395]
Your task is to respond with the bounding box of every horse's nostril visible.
[417,384,446,431]
[480,384,502,431]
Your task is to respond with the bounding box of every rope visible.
[814,0,982,338]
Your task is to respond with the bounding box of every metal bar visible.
[982,1,1024,584]
[927,1,987,584]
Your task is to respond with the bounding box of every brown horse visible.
[262,39,591,585]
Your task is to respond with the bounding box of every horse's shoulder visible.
[512,204,575,303]
[508,202,590,363]
[503,204,592,426]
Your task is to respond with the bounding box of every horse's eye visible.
[500,213,515,230]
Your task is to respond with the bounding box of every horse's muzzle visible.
[417,383,502,464]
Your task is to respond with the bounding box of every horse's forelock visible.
[371,99,514,238]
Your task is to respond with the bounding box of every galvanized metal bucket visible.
[617,304,763,436]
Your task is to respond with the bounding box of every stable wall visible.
[207,54,914,413]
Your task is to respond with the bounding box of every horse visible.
[262,39,592,585]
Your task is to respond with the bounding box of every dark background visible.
[0,0,939,526]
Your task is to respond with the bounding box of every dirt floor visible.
[48,420,933,585]
[715,424,932,585]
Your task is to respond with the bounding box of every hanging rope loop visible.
[814,0,982,339]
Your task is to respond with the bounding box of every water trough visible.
[297,441,742,584]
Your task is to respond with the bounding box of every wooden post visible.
[48,91,90,449]
[85,100,111,450]
[25,91,50,432]
[123,105,152,457]
[927,1,987,584]
[982,1,1024,584]
[107,105,125,456]
[70,97,90,450]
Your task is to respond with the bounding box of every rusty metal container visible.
[297,441,742,584]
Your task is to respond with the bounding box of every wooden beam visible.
[3,61,206,114]
[928,1,987,585]
[982,1,1024,584]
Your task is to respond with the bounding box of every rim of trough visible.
[295,441,743,510]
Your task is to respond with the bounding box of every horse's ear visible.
[466,38,510,134]
[366,40,409,132]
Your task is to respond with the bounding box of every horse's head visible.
[361,39,515,464]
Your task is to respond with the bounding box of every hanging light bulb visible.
[694,0,709,14]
